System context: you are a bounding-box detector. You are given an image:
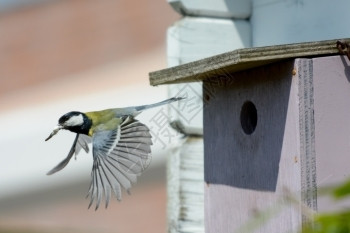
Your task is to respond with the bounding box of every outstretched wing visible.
[47,134,91,175]
[87,117,152,210]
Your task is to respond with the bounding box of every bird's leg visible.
[337,40,350,61]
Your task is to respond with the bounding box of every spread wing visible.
[47,134,91,175]
[87,117,152,210]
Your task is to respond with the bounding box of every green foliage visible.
[333,179,350,200]
[302,178,350,233]
[237,178,350,233]
[303,211,350,233]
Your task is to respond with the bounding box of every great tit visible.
[45,97,183,210]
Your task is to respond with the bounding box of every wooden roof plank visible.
[149,38,347,86]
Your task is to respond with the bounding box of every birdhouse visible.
[149,39,350,232]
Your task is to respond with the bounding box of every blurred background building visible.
[0,0,179,232]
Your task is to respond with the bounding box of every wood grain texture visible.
[149,38,346,86]
[204,60,303,232]
[296,59,317,224]
[167,137,204,233]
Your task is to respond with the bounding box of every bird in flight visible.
[45,97,183,210]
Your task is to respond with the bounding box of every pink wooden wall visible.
[204,55,350,232]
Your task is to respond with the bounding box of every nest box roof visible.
[149,39,346,86]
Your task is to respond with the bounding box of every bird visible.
[45,97,184,210]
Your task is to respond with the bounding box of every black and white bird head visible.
[59,111,84,128]
[45,111,91,141]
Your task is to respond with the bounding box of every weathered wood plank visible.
[149,39,345,86]
[167,137,204,233]
[297,59,317,225]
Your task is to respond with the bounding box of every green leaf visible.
[333,179,350,199]
[303,211,350,233]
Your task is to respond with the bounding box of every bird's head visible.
[58,111,84,128]
[45,111,91,141]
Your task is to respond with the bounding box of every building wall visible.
[0,0,179,95]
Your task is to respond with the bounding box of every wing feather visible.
[106,156,138,181]
[88,164,98,209]
[120,131,151,138]
[118,137,153,144]
[76,134,91,154]
[96,157,114,209]
[116,142,151,153]
[110,150,150,172]
[47,134,92,175]
[113,147,149,158]
[95,163,103,210]
[111,149,148,163]
[121,125,149,134]
[87,117,152,210]
[103,158,134,188]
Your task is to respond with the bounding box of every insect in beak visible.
[45,125,63,141]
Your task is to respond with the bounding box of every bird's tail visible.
[135,97,185,112]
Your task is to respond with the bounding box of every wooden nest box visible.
[149,39,350,232]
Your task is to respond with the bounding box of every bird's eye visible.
[59,115,69,124]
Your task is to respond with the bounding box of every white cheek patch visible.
[65,114,84,127]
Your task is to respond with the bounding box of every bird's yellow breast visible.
[85,109,122,136]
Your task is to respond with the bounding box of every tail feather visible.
[135,97,184,112]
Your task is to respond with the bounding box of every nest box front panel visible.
[204,60,297,191]
[203,60,306,232]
